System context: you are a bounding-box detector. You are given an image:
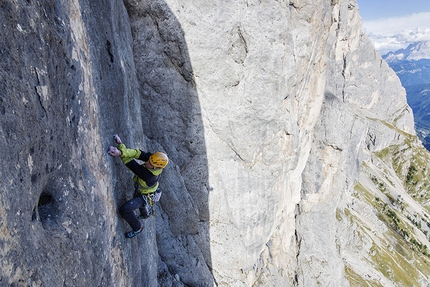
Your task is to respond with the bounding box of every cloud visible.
[362,12,430,55]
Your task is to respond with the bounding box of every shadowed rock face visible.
[1,0,121,285]
[1,0,211,286]
[0,0,154,285]
[1,0,428,286]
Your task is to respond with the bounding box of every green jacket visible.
[118,143,163,194]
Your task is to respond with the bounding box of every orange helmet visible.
[149,152,169,169]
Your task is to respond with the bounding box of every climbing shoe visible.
[125,226,143,238]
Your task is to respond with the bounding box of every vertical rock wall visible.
[296,1,416,286]
[0,0,156,285]
[0,0,422,286]
[125,0,416,286]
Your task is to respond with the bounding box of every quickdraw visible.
[142,193,156,217]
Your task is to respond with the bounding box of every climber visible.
[107,134,168,238]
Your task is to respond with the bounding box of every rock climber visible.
[107,134,168,238]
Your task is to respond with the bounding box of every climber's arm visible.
[117,143,143,164]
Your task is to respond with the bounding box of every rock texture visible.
[0,0,154,286]
[382,42,430,150]
[1,0,429,286]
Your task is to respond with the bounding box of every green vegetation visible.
[350,144,430,284]
[406,164,417,185]
[346,126,430,284]
[340,201,430,286]
[341,202,430,286]
[375,134,430,212]
[357,172,430,257]
[344,265,383,287]
[370,240,424,286]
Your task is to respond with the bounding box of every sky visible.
[356,0,430,55]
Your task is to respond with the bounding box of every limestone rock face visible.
[1,0,428,286]
[1,1,155,286]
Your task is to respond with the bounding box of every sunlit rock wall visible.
[125,0,417,285]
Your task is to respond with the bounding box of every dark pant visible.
[119,193,150,231]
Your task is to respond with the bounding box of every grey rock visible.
[1,0,428,286]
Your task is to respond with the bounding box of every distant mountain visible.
[384,41,430,63]
[405,84,430,150]
[386,58,430,86]
[383,42,430,150]
[383,42,430,86]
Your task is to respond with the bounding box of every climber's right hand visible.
[107,146,122,157]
